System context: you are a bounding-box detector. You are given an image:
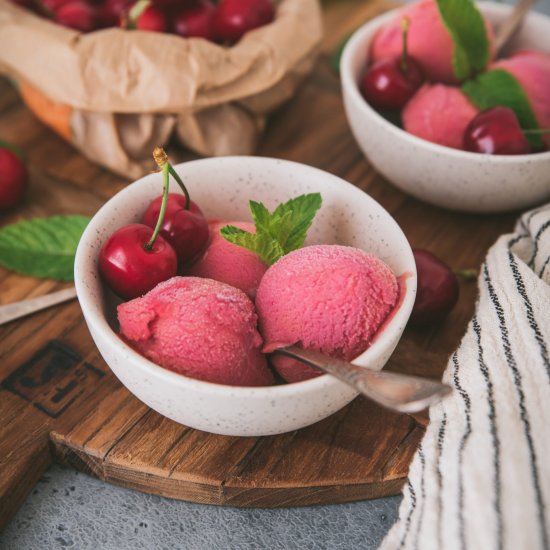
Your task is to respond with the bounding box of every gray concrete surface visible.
[0,465,401,550]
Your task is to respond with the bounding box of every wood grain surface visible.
[0,0,517,530]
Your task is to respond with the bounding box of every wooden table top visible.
[0,0,517,530]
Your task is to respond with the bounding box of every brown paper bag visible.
[0,0,323,177]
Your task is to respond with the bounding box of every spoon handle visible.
[276,346,452,413]
[0,287,77,326]
[494,0,536,55]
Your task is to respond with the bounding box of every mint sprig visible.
[0,216,90,281]
[462,69,543,149]
[220,193,322,266]
[436,0,490,81]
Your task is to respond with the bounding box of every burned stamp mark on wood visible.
[1,340,105,418]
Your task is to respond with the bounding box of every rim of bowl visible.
[340,1,550,163]
[75,156,417,398]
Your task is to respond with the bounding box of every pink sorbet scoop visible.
[255,245,399,383]
[402,84,479,150]
[491,50,550,149]
[188,220,268,299]
[118,277,274,387]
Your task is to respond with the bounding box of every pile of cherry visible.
[8,0,274,42]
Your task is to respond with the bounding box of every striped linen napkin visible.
[379,204,550,550]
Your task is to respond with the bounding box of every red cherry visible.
[463,106,530,155]
[142,194,209,267]
[214,0,274,43]
[361,56,424,110]
[134,4,167,32]
[0,147,28,211]
[99,0,132,26]
[55,1,98,31]
[410,249,459,326]
[173,2,216,40]
[99,224,177,300]
[143,193,202,219]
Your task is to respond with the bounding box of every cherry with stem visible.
[143,148,209,268]
[98,149,179,300]
[360,16,424,111]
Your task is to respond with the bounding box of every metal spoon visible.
[0,291,452,412]
[0,287,77,326]
[272,345,452,413]
[494,0,536,55]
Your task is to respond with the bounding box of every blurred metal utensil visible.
[495,0,536,54]
[0,287,77,326]
[273,345,452,413]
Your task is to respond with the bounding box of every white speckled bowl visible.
[341,2,550,213]
[75,157,416,437]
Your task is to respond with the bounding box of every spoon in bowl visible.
[270,344,452,414]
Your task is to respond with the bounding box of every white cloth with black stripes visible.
[379,204,550,550]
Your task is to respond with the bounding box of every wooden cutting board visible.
[0,0,517,531]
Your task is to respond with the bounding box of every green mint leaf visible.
[248,200,272,235]
[219,225,284,266]
[220,193,323,266]
[0,215,90,281]
[462,69,543,149]
[254,236,286,267]
[272,193,322,252]
[219,225,257,251]
[436,0,489,81]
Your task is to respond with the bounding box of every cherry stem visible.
[167,165,191,211]
[152,146,191,209]
[454,268,478,281]
[400,17,410,74]
[126,0,150,29]
[145,162,170,250]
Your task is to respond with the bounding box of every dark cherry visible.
[214,0,274,43]
[463,106,530,155]
[10,0,34,7]
[39,0,71,16]
[0,147,28,210]
[99,224,177,300]
[152,0,196,8]
[361,56,424,110]
[142,194,209,268]
[55,1,98,31]
[99,0,132,26]
[409,249,459,326]
[173,2,216,40]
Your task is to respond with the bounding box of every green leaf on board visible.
[0,215,90,281]
[436,0,490,81]
[462,69,543,149]
[219,193,322,266]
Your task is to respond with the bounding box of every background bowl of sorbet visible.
[75,157,416,437]
[340,2,550,213]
